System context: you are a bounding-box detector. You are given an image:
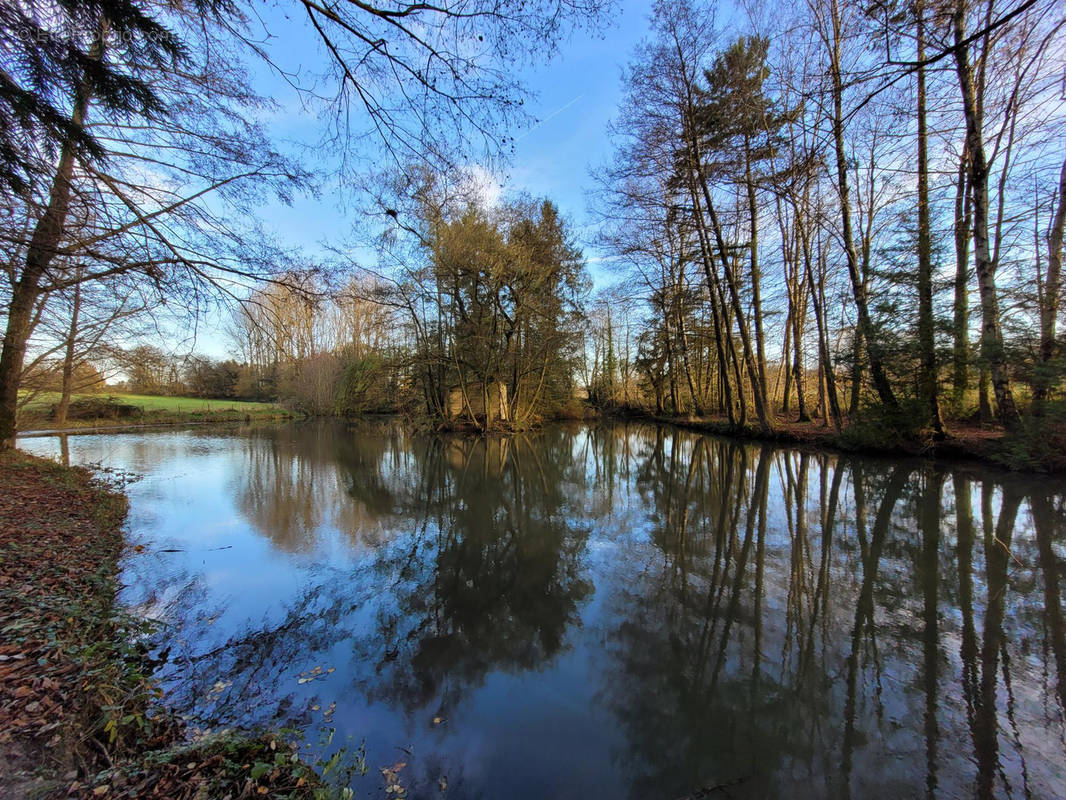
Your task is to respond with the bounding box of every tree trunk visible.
[788,230,810,423]
[978,366,993,423]
[54,266,84,427]
[0,17,110,450]
[915,0,944,436]
[802,217,842,431]
[1034,156,1066,410]
[0,124,87,448]
[793,306,809,422]
[781,308,793,414]
[676,301,703,416]
[685,171,736,426]
[951,0,1020,428]
[745,139,768,398]
[694,163,771,432]
[827,0,898,410]
[953,147,972,407]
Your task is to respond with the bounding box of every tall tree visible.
[952,148,972,407]
[0,2,303,449]
[820,0,899,410]
[1034,155,1066,409]
[694,36,794,399]
[914,0,944,435]
[948,0,1020,427]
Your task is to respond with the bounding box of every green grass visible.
[18,391,294,430]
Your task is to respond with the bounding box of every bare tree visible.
[1034,155,1066,409]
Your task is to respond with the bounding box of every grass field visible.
[18,392,294,431]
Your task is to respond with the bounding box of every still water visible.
[21,420,1066,798]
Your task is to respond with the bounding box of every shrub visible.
[55,397,143,421]
[334,354,394,415]
[837,400,930,452]
[994,402,1066,471]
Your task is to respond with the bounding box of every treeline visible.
[21,346,246,402]
[4,0,1064,448]
[593,0,1065,439]
[0,0,606,448]
[227,191,589,424]
[17,190,591,425]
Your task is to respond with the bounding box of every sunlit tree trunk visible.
[691,159,771,431]
[805,225,842,431]
[950,0,1020,428]
[953,148,972,407]
[744,139,768,399]
[53,265,84,427]
[0,76,92,449]
[1034,157,1066,410]
[825,0,897,411]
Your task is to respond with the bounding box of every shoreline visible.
[645,413,1011,467]
[18,417,293,438]
[428,408,1061,473]
[17,406,1063,474]
[0,452,331,799]
[18,411,296,437]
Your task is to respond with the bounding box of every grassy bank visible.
[0,452,333,799]
[18,393,296,432]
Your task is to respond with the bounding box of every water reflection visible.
[347,433,593,714]
[20,421,1066,798]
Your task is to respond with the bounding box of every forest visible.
[2,0,1065,463]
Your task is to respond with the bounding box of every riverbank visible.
[17,393,296,433]
[410,403,1064,472]
[644,408,1066,472]
[0,452,328,799]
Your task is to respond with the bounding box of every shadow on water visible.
[21,420,1066,799]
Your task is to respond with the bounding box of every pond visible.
[20,420,1066,799]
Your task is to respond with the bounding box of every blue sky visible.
[246,1,655,272]
[192,0,660,358]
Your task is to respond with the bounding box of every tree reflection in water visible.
[600,429,1065,799]
[43,421,1066,799]
[350,431,594,713]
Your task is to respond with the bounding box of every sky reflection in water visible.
[21,420,1066,799]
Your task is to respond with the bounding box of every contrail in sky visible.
[515,94,585,141]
